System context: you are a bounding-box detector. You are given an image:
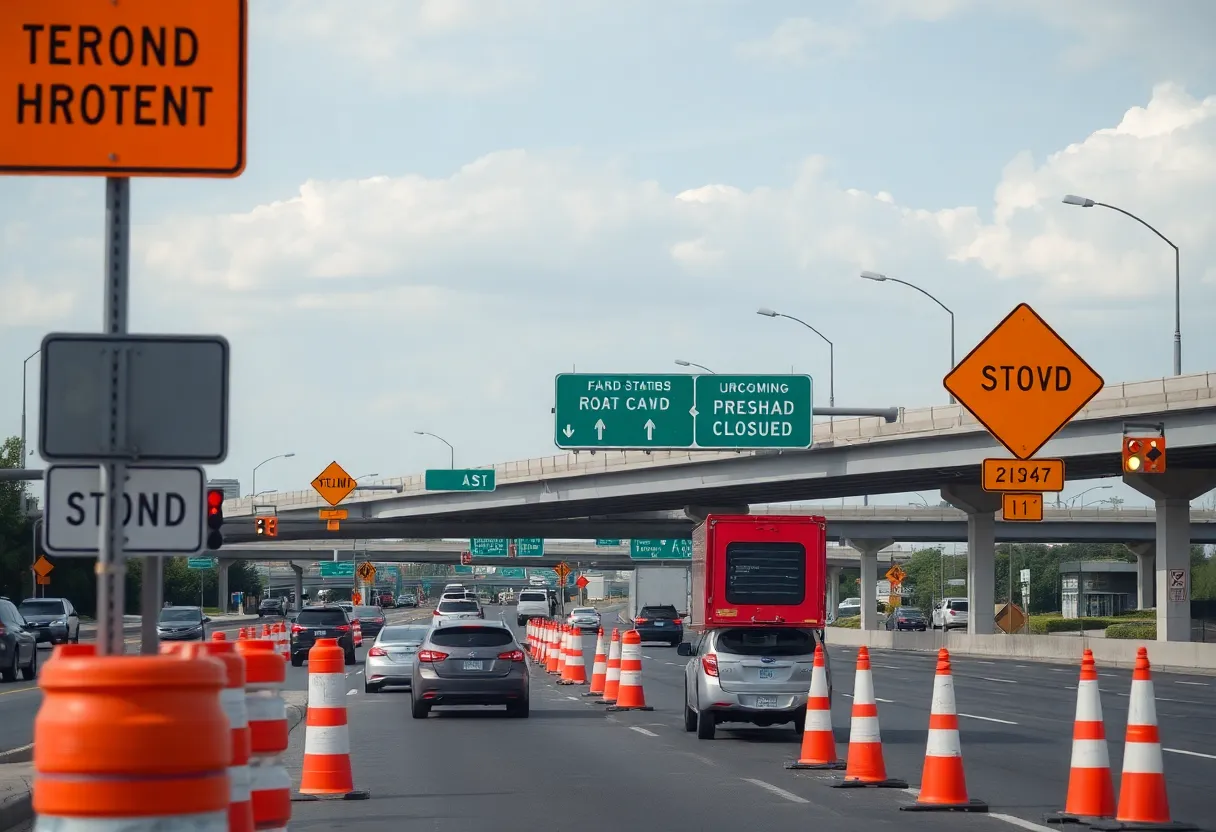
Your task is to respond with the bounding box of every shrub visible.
[831,616,861,629]
[1106,622,1156,640]
[1030,616,1120,634]
[1114,609,1155,620]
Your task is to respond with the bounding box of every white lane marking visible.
[876,698,895,703]
[981,677,1018,684]
[876,664,902,669]
[1176,680,1209,686]
[566,696,580,701]
[356,670,363,675]
[1099,673,1117,678]
[743,778,809,804]
[1049,668,1068,672]
[991,812,1058,832]
[959,713,1018,725]
[643,655,654,660]
[666,662,680,666]
[1164,747,1216,760]
[976,661,996,665]
[630,727,658,737]
[346,689,357,696]
[841,693,853,698]
[1015,665,1030,669]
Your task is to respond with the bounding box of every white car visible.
[567,607,601,631]
[515,589,550,626]
[431,598,484,625]
[932,598,970,631]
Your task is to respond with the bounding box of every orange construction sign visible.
[981,458,1065,493]
[312,461,356,507]
[943,304,1103,460]
[1002,493,1044,522]
[0,0,248,177]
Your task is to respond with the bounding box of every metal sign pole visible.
[97,177,131,658]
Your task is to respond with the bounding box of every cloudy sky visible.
[4,0,1216,510]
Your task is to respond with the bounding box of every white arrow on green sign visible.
[629,539,692,559]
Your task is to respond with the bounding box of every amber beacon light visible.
[206,489,226,550]
[1123,437,1166,474]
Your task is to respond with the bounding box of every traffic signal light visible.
[460,551,472,565]
[255,517,279,538]
[206,489,225,550]
[1123,436,1166,474]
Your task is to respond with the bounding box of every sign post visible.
[1,0,249,656]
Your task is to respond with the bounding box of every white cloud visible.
[0,277,76,326]
[736,17,861,65]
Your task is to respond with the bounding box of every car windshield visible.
[571,608,596,616]
[518,592,547,602]
[899,610,925,619]
[640,606,678,619]
[378,625,430,643]
[20,601,66,616]
[438,600,479,613]
[429,626,514,648]
[159,609,202,623]
[716,627,815,657]
[259,599,279,607]
[353,606,381,618]
[297,609,347,626]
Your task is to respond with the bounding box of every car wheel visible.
[290,654,304,668]
[507,699,529,718]
[793,712,805,737]
[70,627,80,644]
[683,685,698,733]
[364,682,380,694]
[344,649,356,666]
[411,697,430,719]
[517,617,525,626]
[1,651,17,683]
[696,708,716,740]
[21,649,37,681]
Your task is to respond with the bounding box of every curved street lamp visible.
[674,359,715,374]
[251,453,295,497]
[755,308,834,407]
[414,431,455,468]
[860,271,955,404]
[1063,195,1181,376]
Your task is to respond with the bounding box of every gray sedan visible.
[365,624,431,693]
[410,619,529,718]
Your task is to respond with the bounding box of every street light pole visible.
[1063,195,1181,375]
[251,452,296,498]
[1067,485,1113,509]
[20,349,39,466]
[674,359,715,374]
[859,272,955,403]
[415,431,455,468]
[755,308,834,407]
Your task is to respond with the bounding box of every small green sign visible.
[470,539,509,557]
[425,469,496,492]
[515,538,544,557]
[454,565,473,574]
[527,568,558,586]
[693,374,813,449]
[499,567,525,579]
[629,539,692,559]
[187,557,215,570]
[554,373,695,450]
[595,539,622,546]
[320,561,355,577]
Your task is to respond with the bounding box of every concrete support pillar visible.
[827,565,842,613]
[290,563,305,612]
[216,558,234,613]
[845,539,893,632]
[1125,543,1156,610]
[941,485,1001,636]
[1125,469,1216,642]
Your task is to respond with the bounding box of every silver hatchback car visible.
[678,627,830,740]
[410,619,529,718]
[365,623,431,693]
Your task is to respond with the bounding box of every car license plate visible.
[755,696,778,708]
[654,621,665,627]
[462,661,484,671]
[759,668,776,680]
[314,630,328,637]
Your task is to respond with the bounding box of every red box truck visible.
[689,514,827,630]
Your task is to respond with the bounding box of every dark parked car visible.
[157,606,210,642]
[19,598,80,645]
[634,605,683,646]
[886,608,929,631]
[352,605,387,639]
[290,606,356,667]
[258,598,286,617]
[0,597,38,682]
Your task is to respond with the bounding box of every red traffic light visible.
[207,489,224,514]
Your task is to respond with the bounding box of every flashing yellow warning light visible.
[1123,436,1166,474]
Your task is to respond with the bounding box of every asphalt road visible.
[281,604,1215,832]
[0,606,434,753]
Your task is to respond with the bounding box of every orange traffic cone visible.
[834,646,905,789]
[1103,647,1192,830]
[297,638,370,801]
[786,644,844,770]
[261,623,272,640]
[901,648,987,812]
[554,626,569,677]
[546,624,561,673]
[597,629,622,705]
[606,630,652,712]
[561,627,587,685]
[1048,649,1116,823]
[584,629,608,697]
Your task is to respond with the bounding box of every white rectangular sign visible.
[44,465,206,556]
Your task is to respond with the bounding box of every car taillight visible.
[673,618,683,625]
[335,625,351,632]
[701,654,719,677]
[418,650,448,663]
[374,618,384,624]
[367,646,387,657]
[433,610,440,616]
[498,649,526,662]
[948,610,956,616]
[291,624,303,634]
[634,617,648,624]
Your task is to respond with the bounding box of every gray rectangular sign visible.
[39,333,229,463]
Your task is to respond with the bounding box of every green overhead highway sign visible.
[187,557,215,570]
[515,539,545,557]
[595,539,622,546]
[470,539,509,557]
[499,567,525,579]
[630,539,692,559]
[553,373,813,450]
[554,373,694,450]
[694,374,813,449]
[320,561,355,577]
[424,469,496,491]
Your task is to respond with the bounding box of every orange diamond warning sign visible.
[311,460,356,507]
[944,304,1104,460]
